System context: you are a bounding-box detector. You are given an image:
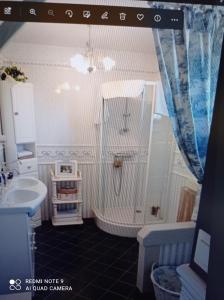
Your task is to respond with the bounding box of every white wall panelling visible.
[1,38,198,224]
[37,142,198,223]
[167,149,199,222]
[1,44,159,146]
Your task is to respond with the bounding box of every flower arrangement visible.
[0,65,28,82]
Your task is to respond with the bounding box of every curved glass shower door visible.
[98,83,156,225]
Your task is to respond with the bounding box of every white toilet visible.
[177,264,206,300]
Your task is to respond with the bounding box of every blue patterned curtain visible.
[152,4,224,182]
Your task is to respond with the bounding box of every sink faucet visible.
[10,169,20,177]
[0,161,20,196]
[0,173,6,197]
[0,169,17,186]
[0,170,7,186]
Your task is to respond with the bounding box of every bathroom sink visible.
[0,176,47,217]
[13,177,39,188]
[6,189,39,204]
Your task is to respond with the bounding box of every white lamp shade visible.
[102,57,116,71]
[70,54,91,74]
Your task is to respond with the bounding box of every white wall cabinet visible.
[0,81,41,227]
[11,83,36,144]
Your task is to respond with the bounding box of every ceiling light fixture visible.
[70,26,115,74]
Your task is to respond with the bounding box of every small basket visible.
[151,264,181,300]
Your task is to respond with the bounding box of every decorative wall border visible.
[37,145,96,163]
[36,144,150,164]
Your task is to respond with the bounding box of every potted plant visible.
[0,65,28,82]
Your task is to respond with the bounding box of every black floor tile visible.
[78,239,97,248]
[86,261,109,273]
[57,252,79,263]
[72,296,89,300]
[43,237,64,247]
[100,291,127,300]
[102,266,125,279]
[45,291,76,300]
[120,247,139,262]
[32,290,52,300]
[110,281,135,298]
[35,266,57,280]
[71,255,93,267]
[128,288,155,300]
[60,241,80,251]
[128,263,138,274]
[112,259,133,270]
[35,253,54,265]
[79,284,106,300]
[96,253,117,265]
[93,244,110,253]
[74,268,99,284]
[33,220,152,300]
[120,272,137,285]
[59,262,85,278]
[47,258,77,271]
[92,274,115,290]
[83,249,102,260]
[106,248,125,257]
[101,238,119,248]
[36,242,52,253]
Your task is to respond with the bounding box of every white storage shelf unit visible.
[50,169,83,226]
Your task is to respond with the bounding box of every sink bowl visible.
[0,177,47,217]
[6,189,39,204]
[13,177,39,188]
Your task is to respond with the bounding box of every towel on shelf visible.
[18,150,33,159]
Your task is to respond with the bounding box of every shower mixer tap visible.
[113,158,123,168]
[113,155,123,196]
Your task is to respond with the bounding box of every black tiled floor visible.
[33,219,155,300]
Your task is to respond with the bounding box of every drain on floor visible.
[136,210,142,213]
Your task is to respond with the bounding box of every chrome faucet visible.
[0,173,6,197]
[11,169,20,177]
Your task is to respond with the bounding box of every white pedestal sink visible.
[0,176,47,217]
[7,189,39,204]
[13,177,39,188]
[0,176,47,297]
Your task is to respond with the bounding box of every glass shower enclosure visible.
[94,80,173,230]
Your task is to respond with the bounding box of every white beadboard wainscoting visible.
[37,144,198,223]
[167,172,198,222]
[166,150,198,223]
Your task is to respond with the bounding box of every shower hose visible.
[113,166,123,197]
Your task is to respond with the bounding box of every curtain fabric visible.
[152,4,224,182]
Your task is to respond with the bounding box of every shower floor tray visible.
[94,207,164,237]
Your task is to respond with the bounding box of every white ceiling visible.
[9,23,154,54]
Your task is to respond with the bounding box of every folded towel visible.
[18,150,33,158]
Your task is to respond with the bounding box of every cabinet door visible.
[11,83,36,143]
